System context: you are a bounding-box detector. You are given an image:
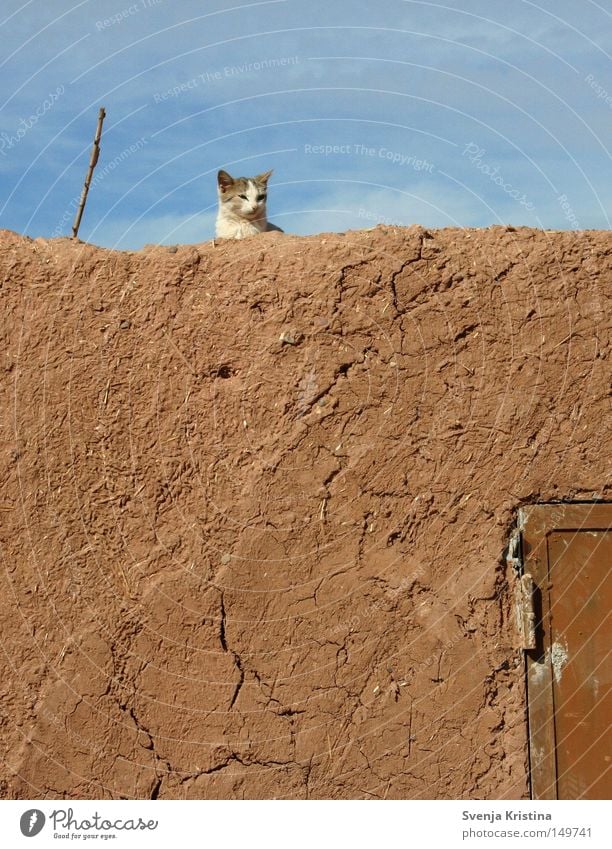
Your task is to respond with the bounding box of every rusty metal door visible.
[520,503,611,800]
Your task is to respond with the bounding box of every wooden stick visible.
[72,106,106,240]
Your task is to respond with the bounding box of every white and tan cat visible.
[215,169,283,239]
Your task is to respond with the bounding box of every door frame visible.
[519,503,611,800]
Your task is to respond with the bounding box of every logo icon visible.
[20,810,45,837]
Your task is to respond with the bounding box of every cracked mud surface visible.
[0,224,610,799]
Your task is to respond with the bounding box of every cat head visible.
[217,169,272,220]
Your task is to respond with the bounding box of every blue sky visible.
[0,0,610,248]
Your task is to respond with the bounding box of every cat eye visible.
[239,194,247,200]
[257,194,266,201]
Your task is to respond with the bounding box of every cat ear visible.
[256,169,273,184]
[217,170,234,192]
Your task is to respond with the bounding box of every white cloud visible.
[88,209,216,249]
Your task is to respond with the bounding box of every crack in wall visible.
[219,591,245,710]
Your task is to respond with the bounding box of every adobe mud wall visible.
[0,225,610,799]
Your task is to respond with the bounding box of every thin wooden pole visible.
[72,107,106,240]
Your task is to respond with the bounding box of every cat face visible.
[217,169,272,220]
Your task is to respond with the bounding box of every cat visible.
[215,168,283,239]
